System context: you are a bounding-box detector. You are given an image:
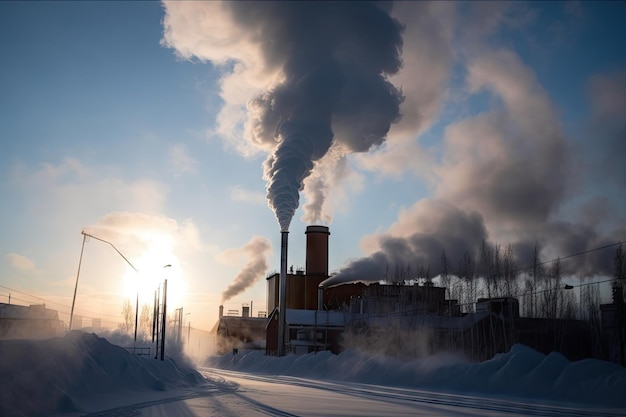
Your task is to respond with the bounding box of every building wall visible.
[267,272,325,312]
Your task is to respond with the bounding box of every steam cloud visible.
[325,4,625,284]
[220,236,272,303]
[162,2,625,282]
[324,199,488,286]
[228,2,404,231]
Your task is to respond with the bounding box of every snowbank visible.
[0,331,205,417]
[207,344,626,408]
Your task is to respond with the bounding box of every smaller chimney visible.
[318,286,324,311]
[219,305,224,318]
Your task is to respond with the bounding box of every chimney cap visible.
[306,225,330,235]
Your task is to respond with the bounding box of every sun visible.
[121,249,186,310]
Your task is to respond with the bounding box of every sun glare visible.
[121,249,186,310]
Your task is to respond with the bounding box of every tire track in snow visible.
[205,368,624,417]
[80,371,300,417]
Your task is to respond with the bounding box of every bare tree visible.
[478,240,493,299]
[581,282,606,359]
[121,299,133,333]
[612,241,625,359]
[502,244,517,298]
[615,243,626,284]
[140,303,152,337]
[440,250,451,295]
[524,243,543,318]
[492,243,503,297]
[457,252,476,313]
[457,251,477,359]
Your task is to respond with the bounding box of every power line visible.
[519,240,624,273]
[0,285,70,309]
[0,285,127,322]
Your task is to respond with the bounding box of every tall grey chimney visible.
[278,231,288,356]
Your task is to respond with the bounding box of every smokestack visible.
[219,305,224,319]
[306,225,330,276]
[278,231,288,356]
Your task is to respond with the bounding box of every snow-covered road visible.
[80,368,625,417]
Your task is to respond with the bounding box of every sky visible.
[1,1,625,332]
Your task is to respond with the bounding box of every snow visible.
[208,344,626,409]
[1,330,625,416]
[0,331,204,417]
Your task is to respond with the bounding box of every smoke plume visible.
[324,199,488,287]
[162,2,625,280]
[228,2,404,231]
[220,236,272,303]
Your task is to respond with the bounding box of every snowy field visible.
[1,331,625,416]
[207,345,626,410]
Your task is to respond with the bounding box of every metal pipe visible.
[278,231,288,356]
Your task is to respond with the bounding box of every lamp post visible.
[160,264,171,361]
[184,312,191,345]
[71,231,139,334]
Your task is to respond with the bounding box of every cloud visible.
[10,158,168,216]
[82,211,210,259]
[169,143,198,175]
[161,0,276,157]
[229,185,265,205]
[5,253,38,273]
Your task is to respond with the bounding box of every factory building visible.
[0,303,64,339]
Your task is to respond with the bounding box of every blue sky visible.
[1,1,624,331]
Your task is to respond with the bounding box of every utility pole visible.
[134,292,139,343]
[160,279,167,361]
[178,308,183,345]
[154,284,160,359]
[152,289,157,343]
[69,233,87,331]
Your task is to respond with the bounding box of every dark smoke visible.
[221,236,272,303]
[226,1,404,230]
[323,200,488,287]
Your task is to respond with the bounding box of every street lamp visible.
[184,312,191,345]
[70,231,139,334]
[160,264,171,361]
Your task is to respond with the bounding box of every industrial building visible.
[213,225,608,362]
[0,303,64,339]
[266,225,330,312]
[212,305,267,354]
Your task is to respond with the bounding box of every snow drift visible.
[207,344,626,408]
[2,331,624,416]
[0,331,204,417]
